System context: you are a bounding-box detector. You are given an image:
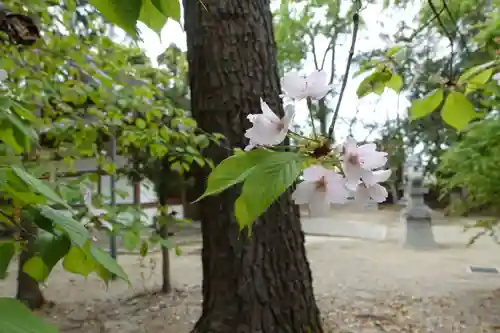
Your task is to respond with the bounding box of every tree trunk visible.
[183,1,323,333]
[16,219,44,310]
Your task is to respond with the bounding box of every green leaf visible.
[63,246,95,277]
[385,45,403,58]
[457,60,496,84]
[195,148,275,202]
[0,242,15,279]
[12,167,71,209]
[23,256,49,282]
[123,230,140,251]
[38,234,71,275]
[139,0,168,35]
[0,110,38,154]
[441,91,478,131]
[234,152,303,229]
[90,246,129,283]
[386,73,403,92]
[468,68,493,86]
[89,0,142,37]
[39,206,89,247]
[409,88,444,120]
[139,240,148,257]
[152,0,181,21]
[356,70,392,97]
[0,297,58,333]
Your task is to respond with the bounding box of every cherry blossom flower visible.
[342,137,388,191]
[244,98,294,151]
[493,72,500,85]
[354,169,392,204]
[0,69,6,81]
[83,188,112,231]
[281,70,334,100]
[292,165,349,216]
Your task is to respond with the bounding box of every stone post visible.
[402,169,437,249]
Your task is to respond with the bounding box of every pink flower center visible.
[275,121,285,131]
[315,176,327,192]
[347,153,360,166]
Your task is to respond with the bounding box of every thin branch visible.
[441,0,470,56]
[306,97,318,139]
[307,31,320,70]
[327,1,360,141]
[427,0,455,78]
[328,32,339,85]
[397,6,445,43]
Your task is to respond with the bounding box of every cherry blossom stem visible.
[306,97,318,139]
[327,1,361,141]
[288,130,320,143]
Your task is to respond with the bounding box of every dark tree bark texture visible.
[183,1,323,332]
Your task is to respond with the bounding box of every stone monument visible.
[402,167,437,249]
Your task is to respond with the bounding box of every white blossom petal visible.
[308,191,331,217]
[302,165,327,182]
[326,174,349,204]
[260,99,280,122]
[100,220,113,231]
[342,162,362,191]
[306,70,332,99]
[361,151,388,170]
[372,169,392,183]
[281,72,308,99]
[368,184,388,203]
[360,169,377,187]
[291,182,316,204]
[493,72,500,82]
[354,185,371,204]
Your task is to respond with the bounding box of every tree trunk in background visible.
[16,219,44,310]
[183,1,323,332]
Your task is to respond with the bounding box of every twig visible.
[306,97,318,139]
[427,0,455,78]
[327,0,361,141]
[397,5,445,43]
[441,0,470,56]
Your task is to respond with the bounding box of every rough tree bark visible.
[183,1,323,332]
[16,219,44,310]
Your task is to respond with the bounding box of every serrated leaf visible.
[195,148,275,202]
[12,167,71,209]
[152,0,181,21]
[23,256,49,282]
[386,73,403,92]
[123,230,140,251]
[139,0,167,35]
[39,206,88,247]
[63,246,95,277]
[385,45,403,57]
[409,88,443,120]
[356,70,392,97]
[441,91,477,130]
[0,297,58,333]
[234,152,303,229]
[468,68,493,86]
[90,246,129,283]
[89,0,142,37]
[0,242,15,279]
[457,60,496,84]
[38,233,71,275]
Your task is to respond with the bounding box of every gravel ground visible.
[2,217,500,332]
